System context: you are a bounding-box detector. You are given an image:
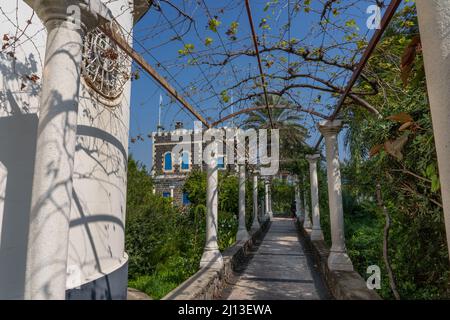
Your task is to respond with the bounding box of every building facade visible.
[151,125,237,206]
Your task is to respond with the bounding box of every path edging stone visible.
[162,220,270,300]
[297,222,381,300]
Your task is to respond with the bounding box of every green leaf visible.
[204,37,213,46]
[208,18,221,32]
[431,175,441,193]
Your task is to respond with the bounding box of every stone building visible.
[151,123,238,206]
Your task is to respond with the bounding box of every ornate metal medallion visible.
[82,22,129,100]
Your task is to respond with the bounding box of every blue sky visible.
[128,1,398,169]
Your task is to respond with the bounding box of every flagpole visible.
[158,93,162,132]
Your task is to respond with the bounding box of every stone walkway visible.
[218,217,330,300]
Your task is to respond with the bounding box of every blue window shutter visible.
[164,153,172,171]
[183,192,190,205]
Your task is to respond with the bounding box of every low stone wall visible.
[297,222,381,300]
[163,220,270,300]
[127,288,152,300]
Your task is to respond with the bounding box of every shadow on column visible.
[0,113,38,299]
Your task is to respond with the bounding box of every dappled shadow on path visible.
[217,218,330,300]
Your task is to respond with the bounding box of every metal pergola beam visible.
[313,0,402,150]
[244,0,274,129]
[99,23,210,128]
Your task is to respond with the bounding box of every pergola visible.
[18,0,450,299]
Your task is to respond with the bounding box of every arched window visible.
[163,152,173,172]
[180,151,190,171]
[217,156,225,169]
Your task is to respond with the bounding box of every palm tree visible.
[242,95,309,160]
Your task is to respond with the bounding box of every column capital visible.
[306,154,321,163]
[317,120,343,137]
[25,0,113,31]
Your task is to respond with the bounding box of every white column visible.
[251,172,260,232]
[236,164,250,241]
[318,120,353,271]
[303,188,312,229]
[24,0,110,299]
[300,175,312,228]
[298,182,305,224]
[416,0,450,260]
[268,179,273,219]
[264,178,270,221]
[169,185,175,204]
[200,150,223,268]
[295,180,302,219]
[307,154,324,241]
[261,195,266,221]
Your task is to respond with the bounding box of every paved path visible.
[219,217,330,300]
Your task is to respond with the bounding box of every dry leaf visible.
[398,121,413,131]
[384,134,409,161]
[369,144,383,157]
[386,112,413,124]
[401,35,421,86]
[27,74,40,83]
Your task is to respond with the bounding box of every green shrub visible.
[126,163,243,299]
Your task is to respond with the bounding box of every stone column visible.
[303,189,312,229]
[169,185,175,205]
[264,178,271,221]
[261,196,266,222]
[236,164,250,241]
[200,150,223,268]
[251,171,260,232]
[295,180,302,219]
[318,120,353,271]
[268,179,273,219]
[298,182,305,224]
[416,0,450,260]
[307,154,324,241]
[23,0,111,299]
[300,175,312,228]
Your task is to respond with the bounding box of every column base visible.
[310,228,324,241]
[66,257,128,300]
[250,221,260,233]
[327,250,354,272]
[303,219,312,229]
[236,228,250,242]
[200,248,223,269]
